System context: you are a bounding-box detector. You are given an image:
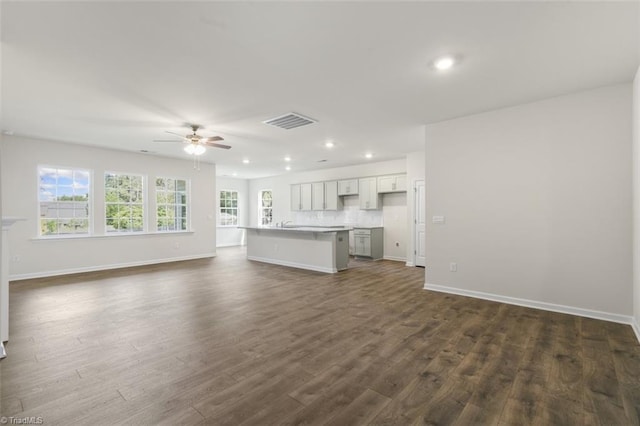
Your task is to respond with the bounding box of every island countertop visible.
[240,226,352,233]
[242,226,350,273]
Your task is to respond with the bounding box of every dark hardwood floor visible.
[1,246,639,425]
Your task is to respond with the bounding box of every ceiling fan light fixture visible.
[184,144,206,156]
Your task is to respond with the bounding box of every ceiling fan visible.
[154,124,231,155]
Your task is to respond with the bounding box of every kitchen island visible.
[241,226,351,273]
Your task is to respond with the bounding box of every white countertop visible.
[241,226,352,233]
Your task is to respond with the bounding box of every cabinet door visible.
[300,183,312,211]
[359,178,371,209]
[354,236,371,256]
[348,230,355,255]
[311,182,324,210]
[377,175,408,193]
[324,181,339,210]
[338,179,358,195]
[359,177,379,209]
[377,176,396,193]
[291,184,301,211]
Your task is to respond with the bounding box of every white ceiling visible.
[1,2,638,179]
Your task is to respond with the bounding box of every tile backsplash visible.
[293,205,383,227]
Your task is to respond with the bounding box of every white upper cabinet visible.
[359,177,381,210]
[291,184,301,211]
[300,183,312,210]
[293,181,341,211]
[324,181,341,210]
[292,183,312,211]
[337,179,359,196]
[292,175,404,212]
[377,174,407,193]
[311,182,324,211]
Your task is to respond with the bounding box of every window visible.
[219,190,238,226]
[38,166,90,236]
[105,172,144,233]
[259,190,273,225]
[156,177,188,232]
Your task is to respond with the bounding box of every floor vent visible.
[263,112,317,130]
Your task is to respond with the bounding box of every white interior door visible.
[415,180,426,267]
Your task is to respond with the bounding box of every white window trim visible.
[259,189,273,226]
[218,189,239,227]
[104,171,147,235]
[155,176,191,233]
[37,165,94,238]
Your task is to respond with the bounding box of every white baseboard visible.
[384,256,406,262]
[9,253,217,281]
[424,282,634,326]
[247,255,337,274]
[632,318,640,343]
[216,242,246,248]
[405,261,415,267]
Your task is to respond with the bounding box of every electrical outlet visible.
[449,262,457,272]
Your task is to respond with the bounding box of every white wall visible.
[406,151,426,265]
[633,66,640,336]
[425,84,633,321]
[1,136,217,279]
[248,158,409,260]
[216,177,248,247]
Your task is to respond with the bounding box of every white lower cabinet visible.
[353,228,383,259]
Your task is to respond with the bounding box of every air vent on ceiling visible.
[263,112,317,130]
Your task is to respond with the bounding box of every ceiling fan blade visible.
[202,136,224,142]
[165,130,187,138]
[203,142,232,150]
[153,139,184,142]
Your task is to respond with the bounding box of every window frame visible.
[218,189,239,227]
[259,189,273,226]
[155,176,190,233]
[37,165,93,238]
[104,171,147,234]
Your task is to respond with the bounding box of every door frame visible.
[408,178,425,267]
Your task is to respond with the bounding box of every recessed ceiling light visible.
[242,159,250,164]
[285,165,291,171]
[433,56,455,71]
[232,172,238,177]
[2,130,14,136]
[325,141,334,148]
[284,156,291,162]
[365,152,373,159]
